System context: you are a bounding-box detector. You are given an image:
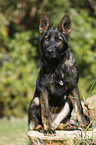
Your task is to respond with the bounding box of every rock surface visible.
[85,95,96,109]
[85,95,96,121]
[28,129,96,145]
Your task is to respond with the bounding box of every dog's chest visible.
[41,53,77,94]
[52,63,70,85]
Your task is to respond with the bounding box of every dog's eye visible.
[44,35,51,41]
[58,39,61,42]
[55,36,62,42]
[45,38,48,41]
[56,38,62,42]
[57,36,63,42]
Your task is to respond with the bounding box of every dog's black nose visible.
[47,49,53,54]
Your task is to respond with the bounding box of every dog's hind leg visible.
[28,97,43,131]
[69,88,90,127]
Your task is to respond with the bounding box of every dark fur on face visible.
[40,27,69,62]
[28,12,90,135]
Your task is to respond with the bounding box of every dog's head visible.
[39,12,71,62]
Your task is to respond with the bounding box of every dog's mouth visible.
[45,53,60,63]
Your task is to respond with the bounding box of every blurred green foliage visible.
[0,0,96,118]
[0,31,39,117]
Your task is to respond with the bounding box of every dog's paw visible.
[44,128,56,136]
[57,123,78,130]
[34,124,44,133]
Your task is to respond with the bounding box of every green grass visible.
[0,116,95,145]
[0,116,29,145]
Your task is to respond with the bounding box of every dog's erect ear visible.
[39,12,51,36]
[59,14,71,37]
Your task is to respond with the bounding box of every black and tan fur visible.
[28,12,89,135]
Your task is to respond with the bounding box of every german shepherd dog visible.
[28,12,89,135]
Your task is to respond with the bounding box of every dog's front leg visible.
[69,87,89,127]
[40,89,55,135]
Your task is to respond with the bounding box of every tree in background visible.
[0,0,96,118]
